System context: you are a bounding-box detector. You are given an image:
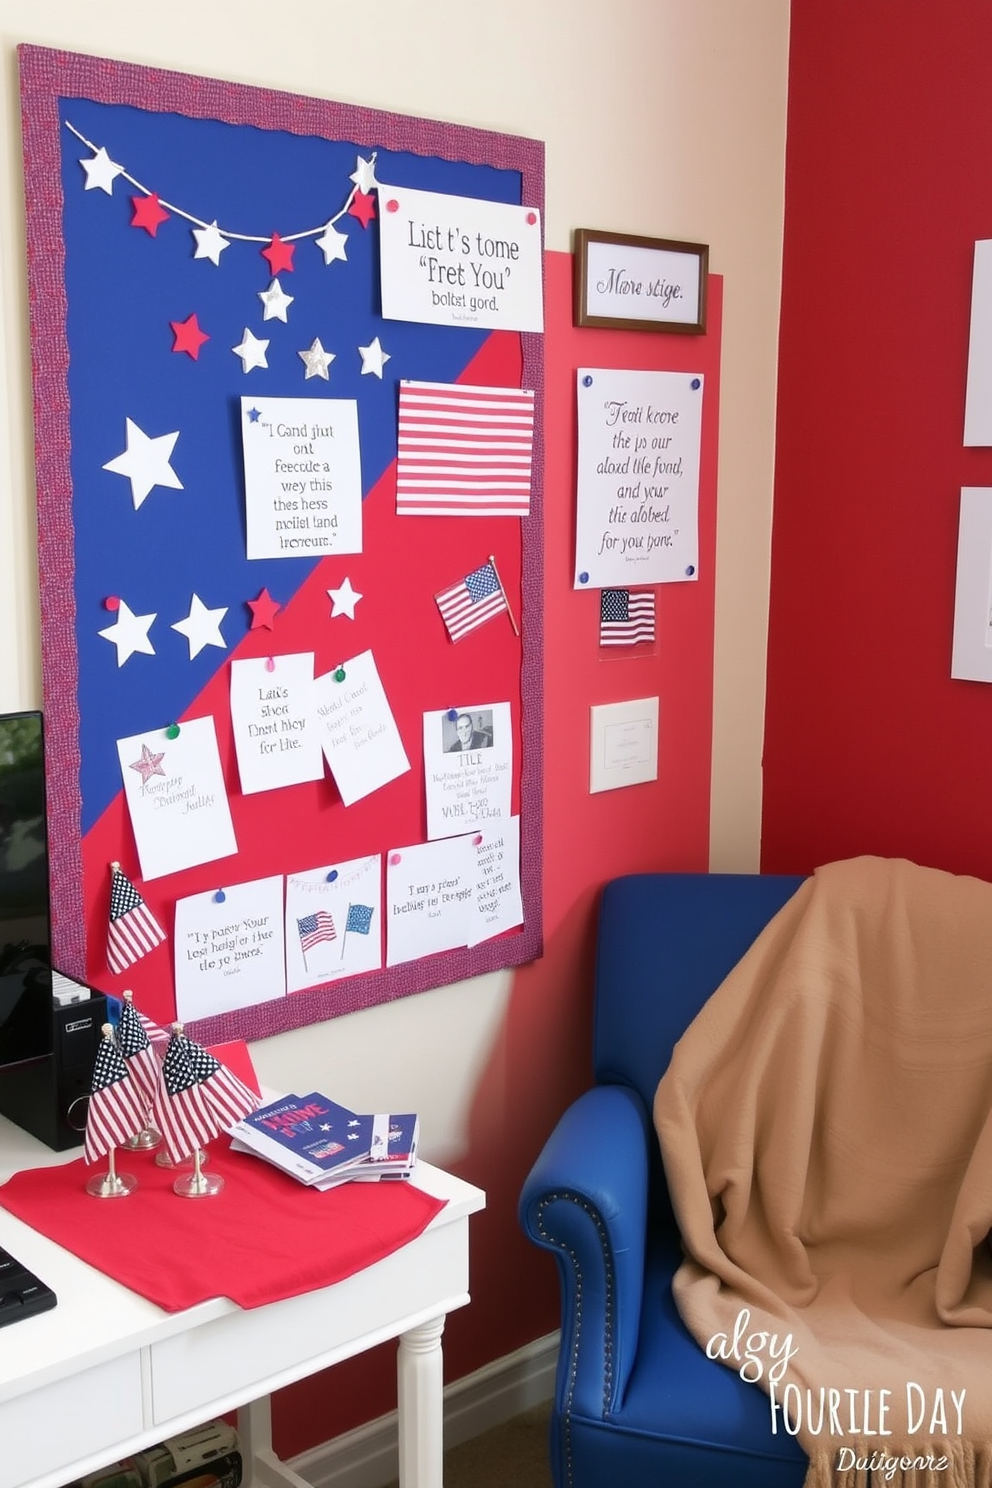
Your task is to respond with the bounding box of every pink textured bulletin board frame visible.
[17,45,544,1044]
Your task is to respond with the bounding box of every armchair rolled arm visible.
[518,1083,651,1418]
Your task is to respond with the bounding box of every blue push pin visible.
[578,572,589,585]
[685,565,695,577]
[690,378,701,390]
[582,375,593,388]
[447,708,459,721]
[326,870,338,884]
[214,889,227,904]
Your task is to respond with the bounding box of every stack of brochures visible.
[229,1092,419,1191]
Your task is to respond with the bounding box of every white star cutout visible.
[350,156,379,194]
[98,600,156,667]
[192,220,230,265]
[259,277,294,322]
[171,594,228,659]
[80,146,123,194]
[315,221,348,265]
[103,419,183,510]
[232,328,269,373]
[358,337,391,378]
[298,338,335,381]
[327,577,362,619]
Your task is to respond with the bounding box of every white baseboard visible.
[288,1330,559,1488]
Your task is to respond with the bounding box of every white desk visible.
[0,1115,485,1488]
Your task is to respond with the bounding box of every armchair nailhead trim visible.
[535,1191,616,1488]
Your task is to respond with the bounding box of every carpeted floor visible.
[382,1401,553,1488]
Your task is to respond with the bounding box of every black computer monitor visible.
[0,711,51,1067]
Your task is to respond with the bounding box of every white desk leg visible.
[238,1396,314,1488]
[397,1314,446,1488]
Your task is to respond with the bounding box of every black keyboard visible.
[0,1245,57,1327]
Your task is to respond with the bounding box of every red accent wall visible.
[272,250,721,1457]
[762,2,992,878]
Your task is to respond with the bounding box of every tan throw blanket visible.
[654,857,992,1488]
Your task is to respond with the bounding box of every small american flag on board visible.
[600,589,656,647]
[396,380,535,517]
[298,911,336,953]
[107,863,165,974]
[435,560,508,643]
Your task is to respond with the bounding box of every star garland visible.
[66,119,380,262]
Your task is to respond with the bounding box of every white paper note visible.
[314,651,410,806]
[378,183,544,332]
[117,716,237,882]
[385,837,476,967]
[423,703,512,840]
[230,652,324,795]
[240,396,362,560]
[285,855,382,992]
[574,368,702,588]
[175,874,286,1021]
[589,697,660,793]
[468,816,523,946]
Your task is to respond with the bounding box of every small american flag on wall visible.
[396,380,535,517]
[435,560,509,643]
[298,911,337,953]
[599,589,656,647]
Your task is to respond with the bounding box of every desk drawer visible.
[2,1354,142,1488]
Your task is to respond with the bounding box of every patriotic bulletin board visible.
[18,46,544,1045]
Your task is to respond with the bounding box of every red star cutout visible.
[247,588,281,631]
[348,191,376,229]
[131,193,170,236]
[129,743,166,787]
[170,313,210,360]
[261,233,295,274]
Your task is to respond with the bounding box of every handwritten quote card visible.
[423,703,512,841]
[378,184,544,332]
[314,650,410,806]
[385,836,476,967]
[285,855,381,992]
[574,368,702,588]
[240,396,362,560]
[469,816,523,946]
[230,652,324,795]
[174,874,286,1021]
[116,716,237,881]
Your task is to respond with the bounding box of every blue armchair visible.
[519,873,809,1488]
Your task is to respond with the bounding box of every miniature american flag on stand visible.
[599,588,656,647]
[115,990,162,1106]
[107,862,165,974]
[396,380,535,516]
[84,1026,148,1163]
[435,560,509,643]
[151,1025,259,1164]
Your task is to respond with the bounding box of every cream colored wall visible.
[0,0,789,1147]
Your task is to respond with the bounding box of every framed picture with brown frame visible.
[573,228,708,334]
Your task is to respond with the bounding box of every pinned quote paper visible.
[469,816,523,947]
[229,652,323,794]
[240,396,362,559]
[174,874,286,1021]
[378,184,544,332]
[574,369,702,588]
[116,716,237,881]
[423,703,512,841]
[386,836,476,967]
[314,650,410,806]
[285,855,381,992]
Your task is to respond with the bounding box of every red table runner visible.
[0,1141,446,1311]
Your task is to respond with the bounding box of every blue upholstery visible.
[519,872,809,1488]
